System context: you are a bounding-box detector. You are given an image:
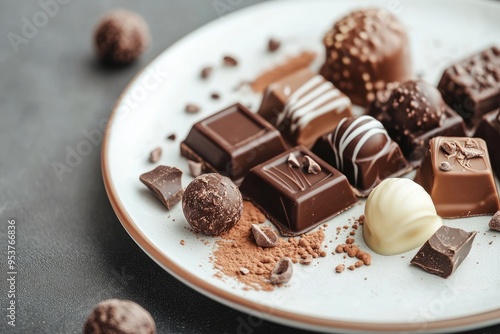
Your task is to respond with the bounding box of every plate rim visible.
[101,0,500,332]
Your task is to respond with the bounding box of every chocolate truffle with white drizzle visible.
[258,68,352,148]
[312,115,411,196]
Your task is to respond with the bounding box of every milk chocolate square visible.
[414,136,500,218]
[438,46,500,128]
[240,147,358,236]
[258,68,352,148]
[474,109,500,177]
[181,103,287,183]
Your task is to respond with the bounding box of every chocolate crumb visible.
[239,267,250,275]
[270,258,293,284]
[489,211,500,231]
[201,66,213,79]
[303,155,321,174]
[346,237,354,244]
[149,147,161,163]
[223,55,238,67]
[489,241,493,245]
[268,38,281,52]
[180,240,185,246]
[188,160,203,178]
[167,133,176,141]
[211,92,220,100]
[319,251,327,257]
[251,224,278,248]
[185,103,201,114]
[355,260,363,268]
[348,265,355,271]
[299,255,313,265]
[335,264,345,273]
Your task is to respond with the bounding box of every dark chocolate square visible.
[181,103,287,182]
[240,146,358,236]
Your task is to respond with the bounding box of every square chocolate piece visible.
[181,103,287,183]
[438,46,500,129]
[240,146,358,236]
[414,136,500,218]
[474,109,500,177]
[411,226,476,279]
[312,115,412,196]
[257,68,352,148]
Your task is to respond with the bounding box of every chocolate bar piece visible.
[320,8,412,107]
[181,103,287,183]
[258,68,352,148]
[414,137,500,218]
[240,147,358,236]
[140,165,183,210]
[438,46,500,128]
[369,80,466,166]
[411,226,476,278]
[312,115,412,196]
[474,109,500,176]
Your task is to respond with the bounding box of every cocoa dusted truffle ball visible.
[385,80,446,133]
[83,299,155,334]
[182,173,243,236]
[94,9,150,65]
[320,8,412,107]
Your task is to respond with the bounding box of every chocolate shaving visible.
[287,153,300,167]
[439,161,453,171]
[251,224,278,248]
[149,147,161,163]
[269,257,293,284]
[303,155,321,174]
[489,211,500,231]
[223,55,238,67]
[185,103,201,114]
[188,160,202,178]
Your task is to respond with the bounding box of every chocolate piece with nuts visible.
[270,257,293,284]
[140,165,183,210]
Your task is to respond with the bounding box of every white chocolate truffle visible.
[363,178,443,255]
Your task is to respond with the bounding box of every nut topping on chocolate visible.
[441,139,484,168]
[287,153,300,167]
[251,224,278,248]
[439,161,453,171]
[270,257,293,284]
[489,211,500,231]
[303,155,321,174]
[441,141,457,158]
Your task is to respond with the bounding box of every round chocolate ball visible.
[182,173,243,236]
[94,9,150,65]
[83,299,156,334]
[385,80,446,132]
[320,8,412,107]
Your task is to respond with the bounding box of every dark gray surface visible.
[0,1,499,333]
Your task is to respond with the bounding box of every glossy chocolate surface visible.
[474,109,500,177]
[369,80,467,165]
[438,46,500,128]
[411,226,476,278]
[181,103,287,183]
[258,68,352,148]
[320,8,412,107]
[312,115,411,196]
[139,165,183,210]
[414,136,500,218]
[240,147,358,236]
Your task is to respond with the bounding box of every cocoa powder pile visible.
[212,201,326,291]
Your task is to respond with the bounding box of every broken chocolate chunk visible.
[140,165,183,210]
[167,133,176,141]
[200,66,212,79]
[251,224,278,248]
[188,160,202,178]
[489,211,500,231]
[410,226,476,278]
[185,103,201,114]
[149,147,161,163]
[268,38,281,52]
[270,257,293,284]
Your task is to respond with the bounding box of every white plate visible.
[101,0,500,332]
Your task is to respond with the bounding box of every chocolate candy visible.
[414,136,500,218]
[369,80,466,165]
[363,178,443,256]
[258,68,352,148]
[438,46,500,128]
[312,115,411,196]
[474,109,500,176]
[182,173,243,236]
[140,165,183,210]
[181,103,287,183]
[94,9,150,65]
[83,299,156,334]
[240,147,358,236]
[411,226,477,278]
[320,8,412,107]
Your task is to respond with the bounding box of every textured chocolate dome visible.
[320,8,412,107]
